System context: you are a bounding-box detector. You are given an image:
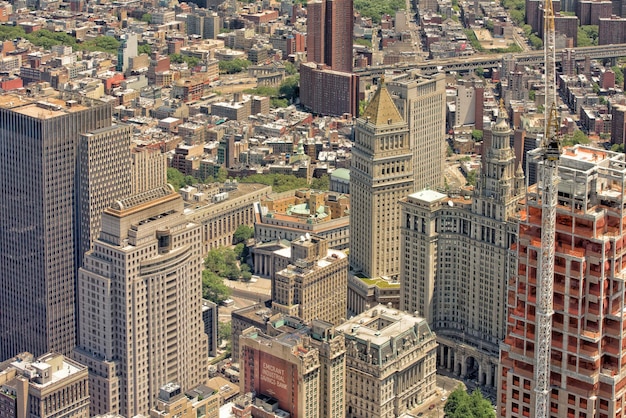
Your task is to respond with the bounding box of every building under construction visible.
[498,145,626,417]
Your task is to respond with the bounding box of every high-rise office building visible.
[499,146,626,417]
[387,72,447,192]
[349,81,413,280]
[131,146,168,195]
[271,234,348,325]
[73,187,207,417]
[0,93,112,360]
[400,108,524,389]
[78,124,133,265]
[306,0,353,73]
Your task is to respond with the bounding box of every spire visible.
[360,77,404,125]
[494,99,511,132]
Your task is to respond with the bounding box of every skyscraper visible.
[306,0,325,65]
[73,187,208,416]
[349,81,413,280]
[324,0,354,73]
[0,93,112,360]
[400,107,524,389]
[499,145,626,417]
[306,0,353,73]
[301,0,357,116]
[387,72,447,192]
[78,124,133,266]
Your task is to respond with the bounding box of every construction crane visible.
[534,0,561,415]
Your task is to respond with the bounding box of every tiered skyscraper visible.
[74,186,208,416]
[349,80,413,280]
[499,145,626,417]
[300,0,358,116]
[400,107,524,388]
[0,93,111,359]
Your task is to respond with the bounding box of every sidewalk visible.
[224,276,272,295]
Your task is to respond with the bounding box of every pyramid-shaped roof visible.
[361,79,404,126]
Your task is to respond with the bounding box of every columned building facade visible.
[400,107,524,389]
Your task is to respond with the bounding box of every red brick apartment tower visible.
[324,0,353,73]
[306,0,325,65]
[498,145,626,418]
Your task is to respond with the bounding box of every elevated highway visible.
[354,43,626,76]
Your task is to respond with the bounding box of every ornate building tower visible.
[400,105,524,389]
[349,80,413,280]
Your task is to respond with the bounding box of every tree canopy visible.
[233,225,254,244]
[239,173,309,193]
[169,53,200,68]
[311,175,330,191]
[0,26,120,54]
[353,0,406,23]
[562,130,591,147]
[279,75,300,102]
[167,167,200,191]
[202,270,231,304]
[219,58,252,74]
[444,386,495,418]
[471,129,483,141]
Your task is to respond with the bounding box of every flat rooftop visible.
[336,305,426,346]
[0,94,90,119]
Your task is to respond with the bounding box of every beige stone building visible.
[253,189,351,252]
[336,305,437,418]
[400,109,524,389]
[349,80,414,282]
[73,186,207,417]
[0,352,90,418]
[272,234,348,326]
[149,383,220,418]
[181,182,272,252]
[78,124,133,265]
[387,72,447,192]
[131,146,168,195]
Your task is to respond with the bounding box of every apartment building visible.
[499,145,626,417]
[239,318,346,418]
